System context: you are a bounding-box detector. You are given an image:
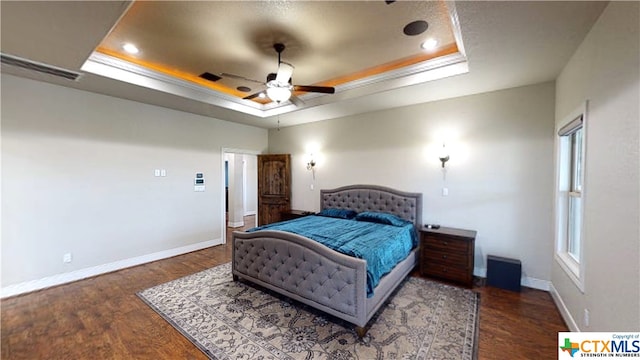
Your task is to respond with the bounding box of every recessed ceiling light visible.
[421,38,438,51]
[122,43,139,54]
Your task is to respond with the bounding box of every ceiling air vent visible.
[199,72,222,82]
[1,53,81,81]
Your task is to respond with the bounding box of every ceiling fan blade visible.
[293,85,335,94]
[243,91,263,100]
[289,95,305,107]
[220,73,264,85]
[275,62,294,84]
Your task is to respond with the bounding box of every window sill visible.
[555,252,585,293]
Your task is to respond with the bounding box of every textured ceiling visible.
[0,1,608,129]
[98,1,456,92]
[92,0,464,108]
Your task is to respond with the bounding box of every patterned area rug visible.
[138,263,479,360]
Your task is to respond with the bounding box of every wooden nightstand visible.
[420,226,476,288]
[280,210,315,221]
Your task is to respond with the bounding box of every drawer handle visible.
[443,241,448,246]
[442,255,448,259]
[442,268,447,273]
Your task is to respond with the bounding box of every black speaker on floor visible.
[486,255,521,292]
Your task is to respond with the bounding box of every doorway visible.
[222,148,259,243]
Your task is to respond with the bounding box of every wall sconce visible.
[438,144,450,168]
[306,157,316,171]
[306,154,316,180]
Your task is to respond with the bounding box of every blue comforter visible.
[247,215,417,297]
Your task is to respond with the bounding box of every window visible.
[567,127,583,260]
[555,103,586,291]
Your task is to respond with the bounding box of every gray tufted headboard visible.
[320,184,422,228]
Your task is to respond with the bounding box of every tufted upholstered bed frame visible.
[232,184,422,336]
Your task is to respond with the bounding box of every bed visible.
[231,184,422,337]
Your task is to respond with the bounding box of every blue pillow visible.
[317,208,358,219]
[355,211,410,227]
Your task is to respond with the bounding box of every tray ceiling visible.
[1,1,608,128]
[82,0,467,117]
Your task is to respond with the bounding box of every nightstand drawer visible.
[423,235,470,253]
[422,263,470,284]
[422,249,469,268]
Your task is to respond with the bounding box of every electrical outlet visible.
[584,308,590,327]
[442,187,449,196]
[63,253,72,263]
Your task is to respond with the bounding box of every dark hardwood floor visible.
[475,282,567,359]
[2,216,567,359]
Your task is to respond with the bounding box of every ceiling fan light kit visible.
[266,85,292,103]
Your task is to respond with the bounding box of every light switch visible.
[160,169,166,177]
[442,187,449,196]
[154,169,160,177]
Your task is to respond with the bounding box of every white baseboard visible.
[228,221,245,228]
[549,282,580,331]
[244,211,256,216]
[0,238,222,299]
[521,277,550,291]
[473,266,550,291]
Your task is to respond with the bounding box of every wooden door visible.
[258,154,291,225]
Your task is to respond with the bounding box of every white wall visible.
[269,82,556,286]
[243,154,258,215]
[1,74,268,291]
[553,2,639,331]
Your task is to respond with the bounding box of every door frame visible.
[220,147,261,244]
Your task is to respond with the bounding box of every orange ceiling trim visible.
[313,43,460,89]
[438,0,457,43]
[95,47,249,98]
[259,43,460,103]
[97,43,459,105]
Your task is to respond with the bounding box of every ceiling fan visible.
[222,43,335,105]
